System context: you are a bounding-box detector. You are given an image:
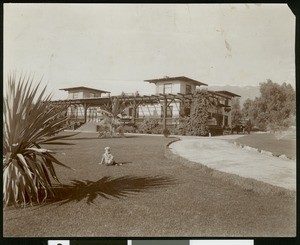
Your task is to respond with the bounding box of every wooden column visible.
[133,101,137,125]
[163,96,168,130]
[83,103,88,123]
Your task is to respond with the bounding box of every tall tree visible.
[242,80,296,131]
[231,97,242,129]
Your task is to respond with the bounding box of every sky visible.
[4,4,295,100]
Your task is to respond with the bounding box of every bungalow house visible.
[57,77,240,133]
[133,76,240,129]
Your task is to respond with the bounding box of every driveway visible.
[170,135,296,191]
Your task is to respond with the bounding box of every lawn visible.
[3,133,296,237]
[234,132,296,159]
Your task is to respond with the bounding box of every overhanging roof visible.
[144,76,208,86]
[214,90,241,98]
[59,86,110,94]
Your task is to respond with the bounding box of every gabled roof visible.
[144,76,208,86]
[59,86,110,94]
[214,90,241,98]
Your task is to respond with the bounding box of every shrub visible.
[138,118,160,134]
[97,124,111,138]
[177,116,190,135]
[162,128,170,138]
[122,124,137,133]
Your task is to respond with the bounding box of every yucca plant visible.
[3,73,74,207]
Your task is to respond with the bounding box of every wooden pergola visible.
[51,90,240,130]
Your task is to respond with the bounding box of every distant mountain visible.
[206,85,260,105]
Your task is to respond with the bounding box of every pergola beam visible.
[50,91,233,128]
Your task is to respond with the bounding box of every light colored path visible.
[170,135,296,191]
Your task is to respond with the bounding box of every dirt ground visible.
[3,133,296,237]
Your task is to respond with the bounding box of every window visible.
[72,92,78,99]
[219,99,224,105]
[157,85,164,94]
[163,83,172,94]
[186,84,192,94]
[167,106,173,117]
[89,92,95,98]
[129,108,134,116]
[224,115,228,126]
[161,105,173,117]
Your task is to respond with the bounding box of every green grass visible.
[234,133,296,159]
[3,133,296,237]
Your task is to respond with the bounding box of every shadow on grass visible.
[45,175,176,206]
[61,136,140,141]
[62,137,103,140]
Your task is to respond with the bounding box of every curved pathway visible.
[170,135,296,191]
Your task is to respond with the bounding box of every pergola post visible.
[83,103,88,123]
[133,101,137,125]
[163,96,168,130]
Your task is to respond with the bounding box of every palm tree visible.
[3,73,74,207]
[97,97,126,138]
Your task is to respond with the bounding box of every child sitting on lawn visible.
[99,147,122,166]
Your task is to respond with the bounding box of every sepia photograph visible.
[3,3,296,238]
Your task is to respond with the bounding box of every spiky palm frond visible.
[3,73,74,207]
